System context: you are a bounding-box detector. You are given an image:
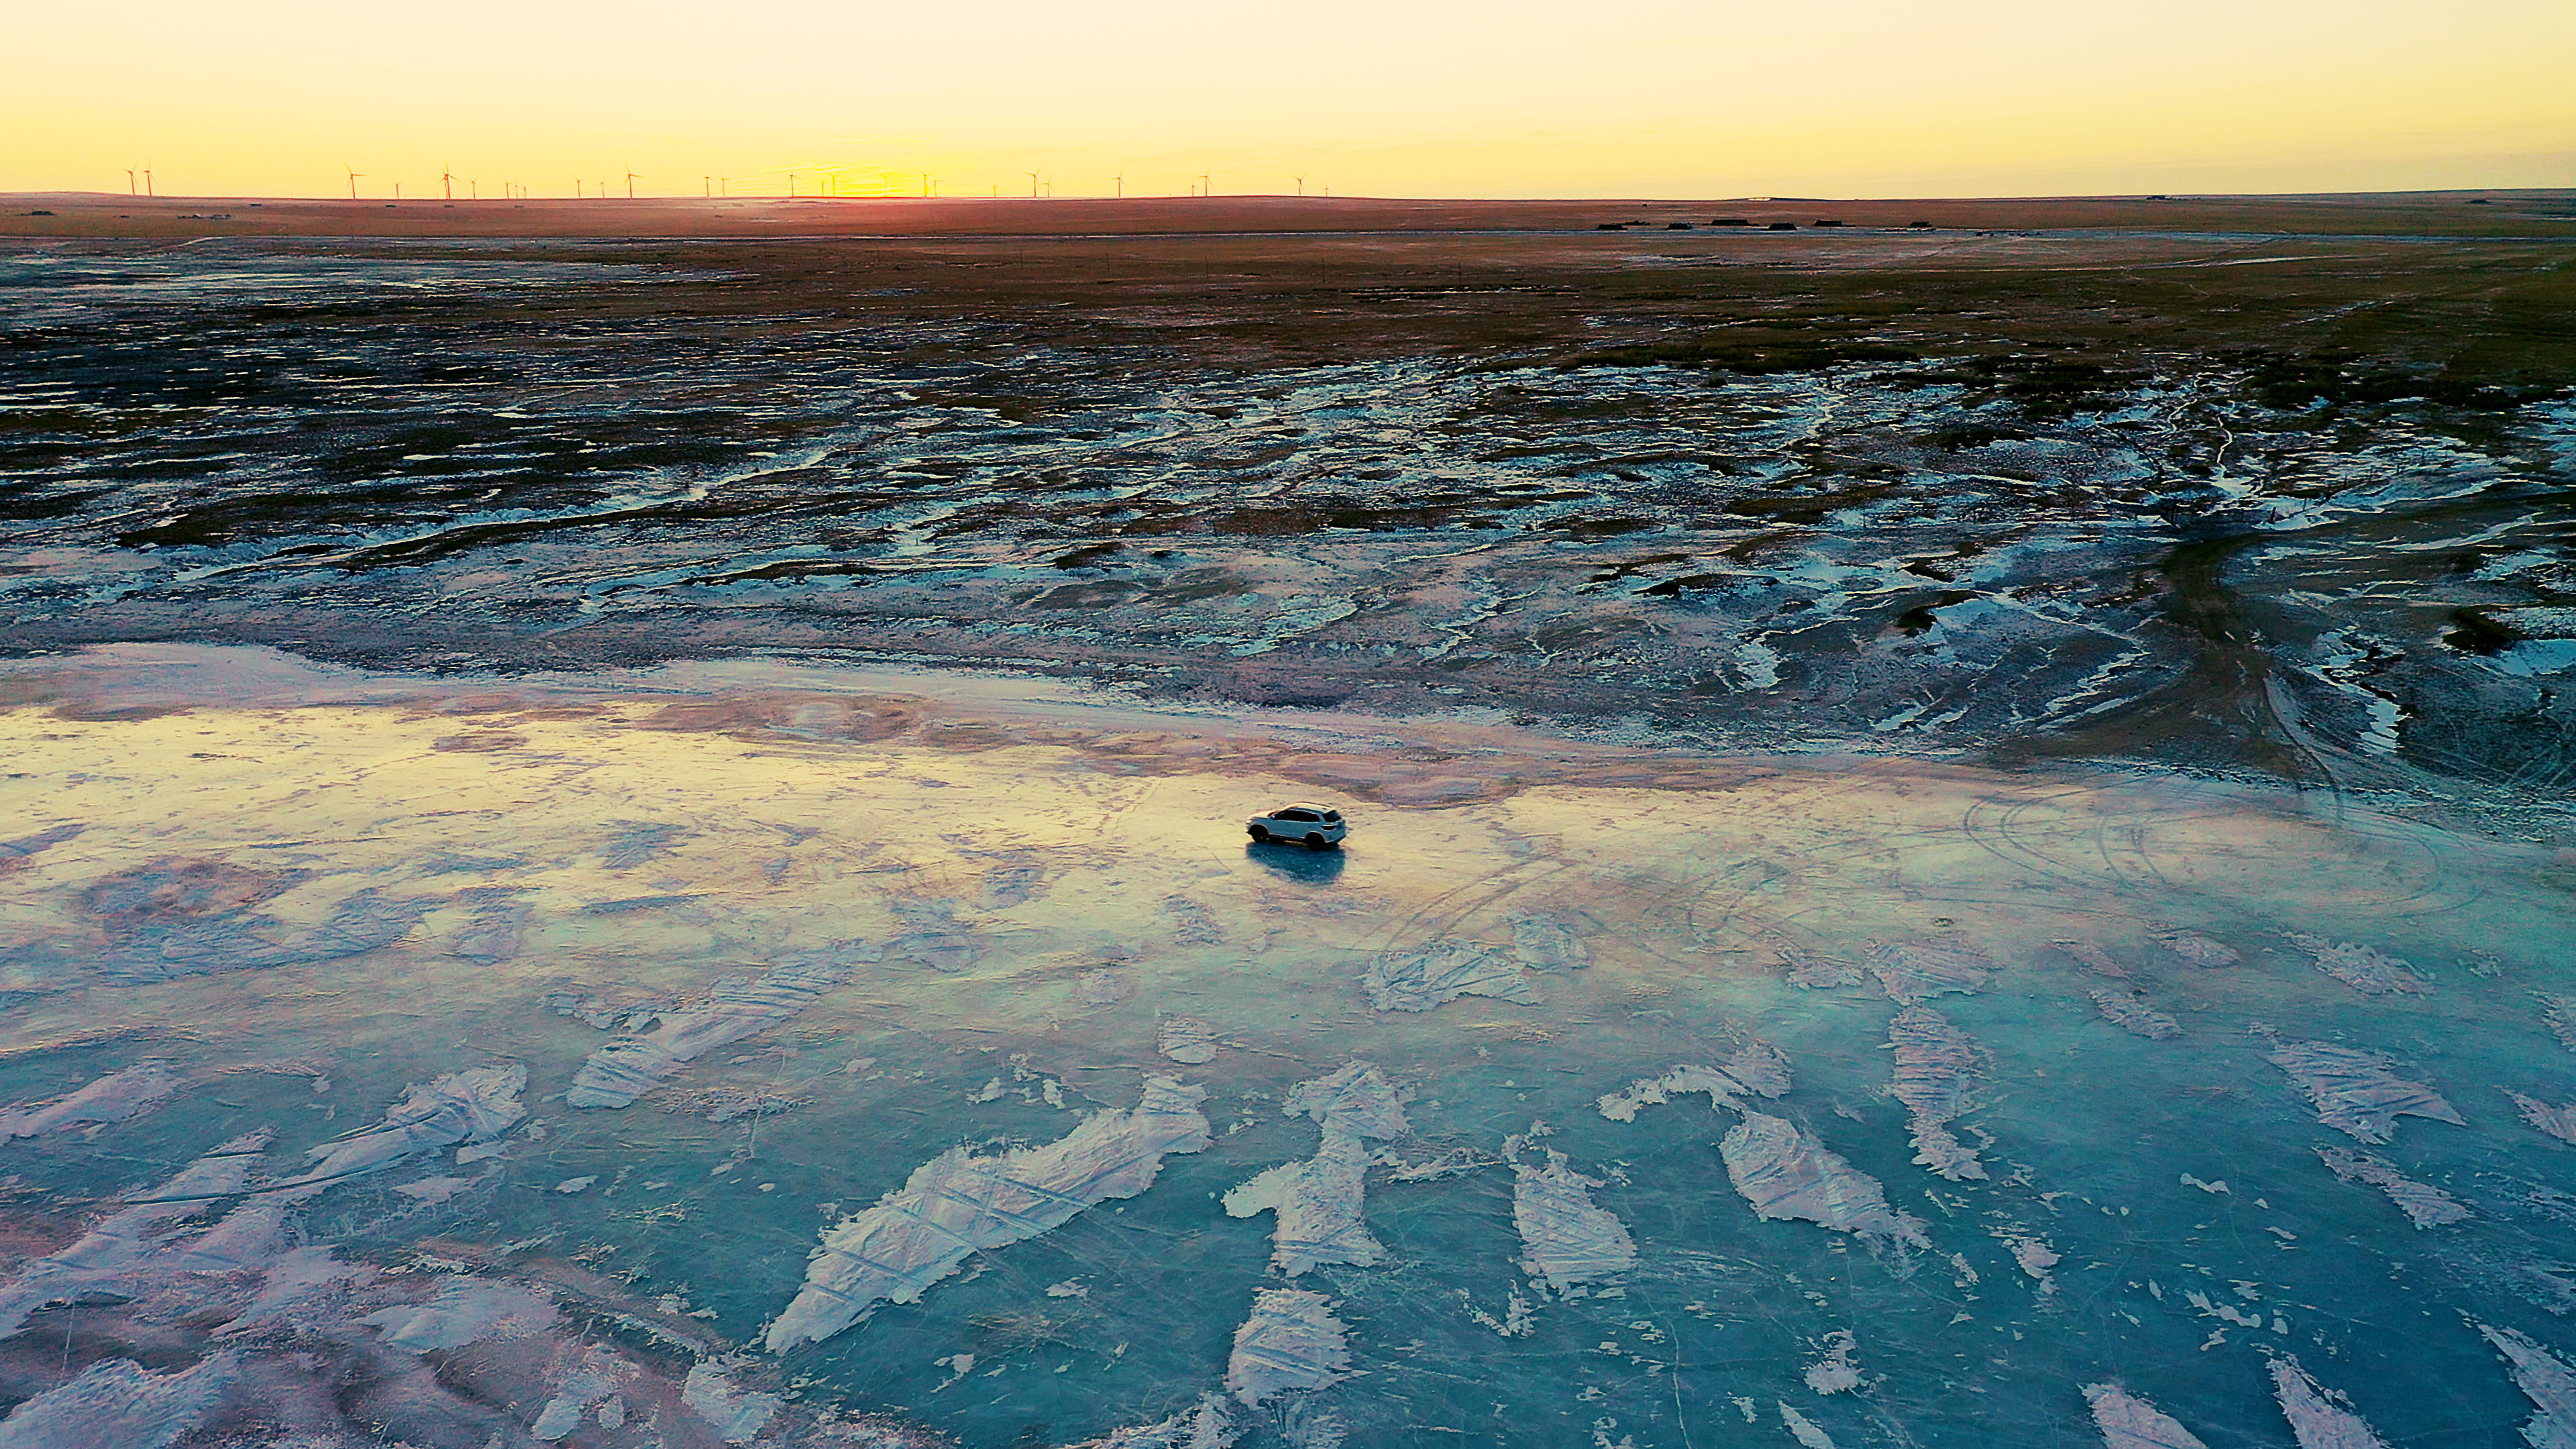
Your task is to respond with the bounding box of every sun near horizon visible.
[11,0,2573,203]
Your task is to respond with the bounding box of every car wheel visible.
[1248,825,1270,843]
[1305,833,1328,851]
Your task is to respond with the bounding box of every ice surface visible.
[1888,1006,1989,1181]
[282,1063,527,1191]
[0,1060,177,1140]
[2058,940,2130,977]
[1721,1112,1929,1248]
[2508,1091,2576,1146]
[0,1354,233,1449]
[766,1076,1212,1352]
[1867,941,1998,1004]
[1802,1329,1862,1393]
[1067,1394,1238,1448]
[1362,939,1540,1012]
[1511,1149,1637,1292]
[1157,1017,1220,1065]
[566,956,855,1108]
[1780,1402,1841,1448]
[2476,1322,2576,1449]
[0,1130,275,1338]
[1596,1065,1745,1122]
[1510,915,1588,970]
[2544,995,2576,1053]
[1726,1040,1793,1098]
[356,1276,560,1350]
[2083,1383,2210,1448]
[2090,989,2182,1040]
[2314,1146,2469,1228]
[1283,1062,1410,1138]
[1780,945,1864,990]
[2265,1039,2465,1144]
[2268,1354,2392,1449]
[2290,936,2430,998]
[1994,1228,2061,1292]
[2157,930,2241,968]
[1228,1063,1409,1277]
[684,1360,784,1444]
[1225,1289,1352,1407]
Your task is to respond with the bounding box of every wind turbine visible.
[1113,173,1123,199]
[786,170,796,197]
[124,168,137,196]
[703,174,712,198]
[1198,170,1211,197]
[1026,170,1039,199]
[144,165,154,197]
[624,166,639,199]
[468,178,478,200]
[1293,174,1305,197]
[345,165,363,200]
[920,171,935,197]
[1043,178,1052,199]
[440,164,454,201]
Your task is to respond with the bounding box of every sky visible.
[11,0,2573,199]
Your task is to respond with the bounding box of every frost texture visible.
[1888,1005,1988,1181]
[2268,1354,2392,1449]
[0,1060,178,1140]
[2090,989,2180,1040]
[2314,1145,2469,1228]
[2543,994,2576,1054]
[1226,1289,1351,1407]
[1157,1017,1220,1065]
[2265,1039,2464,1144]
[2510,1091,2576,1147]
[1512,1150,1636,1292]
[1720,1112,1928,1248]
[1068,1394,1239,1448]
[1362,939,1540,1012]
[766,1076,1212,1351]
[1802,1330,1861,1394]
[1510,915,1588,970]
[1866,940,1998,1004]
[1781,945,1863,990]
[281,1063,526,1191]
[2290,935,2430,997]
[1598,1045,1788,1122]
[1597,1065,1744,1122]
[1226,1063,1409,1277]
[2477,1322,2576,1449]
[356,1277,559,1350]
[1725,1040,1794,1097]
[567,956,857,1108]
[2082,1383,2210,1449]
[0,1353,234,1449]
[682,1360,782,1444]
[2157,930,2240,968]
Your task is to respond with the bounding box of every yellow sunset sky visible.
[11,0,2573,199]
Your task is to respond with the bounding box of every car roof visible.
[1279,802,1338,812]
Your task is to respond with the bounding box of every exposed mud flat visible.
[0,649,2565,1446]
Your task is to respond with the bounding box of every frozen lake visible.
[0,646,2567,1446]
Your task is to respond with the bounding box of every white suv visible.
[1247,803,1348,851]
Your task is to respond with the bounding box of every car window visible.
[1321,810,1342,822]
[1279,809,1316,822]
